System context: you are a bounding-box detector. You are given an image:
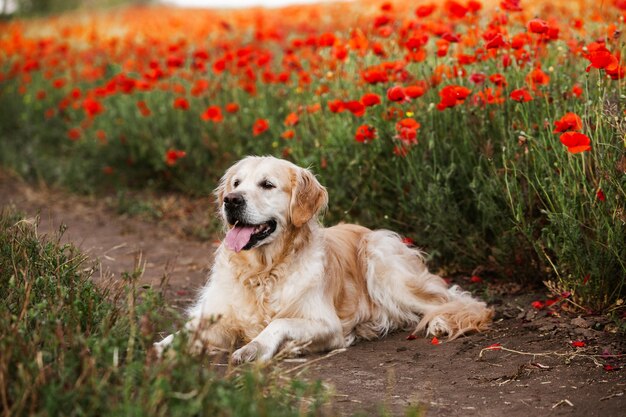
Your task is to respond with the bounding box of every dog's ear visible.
[289,167,328,227]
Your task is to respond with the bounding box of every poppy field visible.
[0,0,625,311]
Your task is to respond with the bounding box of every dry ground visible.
[1,170,624,417]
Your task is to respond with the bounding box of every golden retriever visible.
[155,156,492,362]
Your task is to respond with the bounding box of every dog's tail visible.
[413,285,494,339]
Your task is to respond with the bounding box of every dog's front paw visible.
[232,341,271,364]
[426,316,451,338]
[153,334,175,358]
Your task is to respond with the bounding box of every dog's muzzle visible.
[223,192,277,253]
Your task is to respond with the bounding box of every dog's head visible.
[215,156,328,253]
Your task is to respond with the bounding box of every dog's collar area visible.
[225,219,277,252]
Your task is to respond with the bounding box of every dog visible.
[155,156,493,362]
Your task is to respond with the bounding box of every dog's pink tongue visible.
[225,225,255,252]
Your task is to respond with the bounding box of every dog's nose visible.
[224,192,245,208]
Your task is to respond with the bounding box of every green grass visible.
[0,209,336,417]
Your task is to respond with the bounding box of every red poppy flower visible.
[327,99,345,113]
[361,93,381,107]
[470,275,482,283]
[67,128,81,141]
[165,149,186,166]
[553,113,583,133]
[82,97,104,117]
[395,118,420,145]
[344,101,366,117]
[404,84,426,99]
[387,86,407,102]
[531,300,545,309]
[284,112,299,126]
[485,343,502,350]
[173,97,190,110]
[362,67,388,84]
[354,125,377,143]
[559,132,591,154]
[489,73,507,86]
[136,100,151,117]
[500,0,522,11]
[225,103,239,113]
[571,84,583,98]
[510,88,533,102]
[596,189,606,201]
[281,129,295,140]
[527,67,550,87]
[484,32,507,49]
[470,73,486,84]
[201,105,223,123]
[527,19,549,34]
[436,85,471,110]
[585,42,619,71]
[415,4,436,18]
[252,119,270,136]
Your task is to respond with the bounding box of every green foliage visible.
[0,210,331,416]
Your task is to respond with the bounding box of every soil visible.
[1,170,624,417]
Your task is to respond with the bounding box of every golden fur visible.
[155,156,493,362]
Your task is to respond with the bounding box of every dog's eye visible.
[233,179,240,188]
[259,180,275,190]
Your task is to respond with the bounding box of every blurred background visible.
[0,0,338,16]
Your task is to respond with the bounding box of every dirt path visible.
[1,171,624,417]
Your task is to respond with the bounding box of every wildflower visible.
[67,128,81,141]
[526,67,550,87]
[165,149,186,166]
[510,88,532,102]
[527,18,549,34]
[571,84,583,98]
[354,125,377,143]
[485,33,507,49]
[484,343,502,350]
[415,4,436,18]
[225,103,239,113]
[395,118,420,145]
[361,93,381,107]
[470,73,487,84]
[173,97,190,110]
[500,0,522,11]
[436,85,471,110]
[201,105,224,122]
[596,189,606,201]
[252,119,270,136]
[470,275,482,283]
[284,112,299,126]
[82,98,104,117]
[553,113,583,132]
[387,86,407,102]
[531,300,545,309]
[559,132,591,154]
[585,42,619,72]
[136,100,151,117]
[281,130,295,140]
[404,84,426,99]
[489,73,507,86]
[327,99,345,113]
[343,101,366,117]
